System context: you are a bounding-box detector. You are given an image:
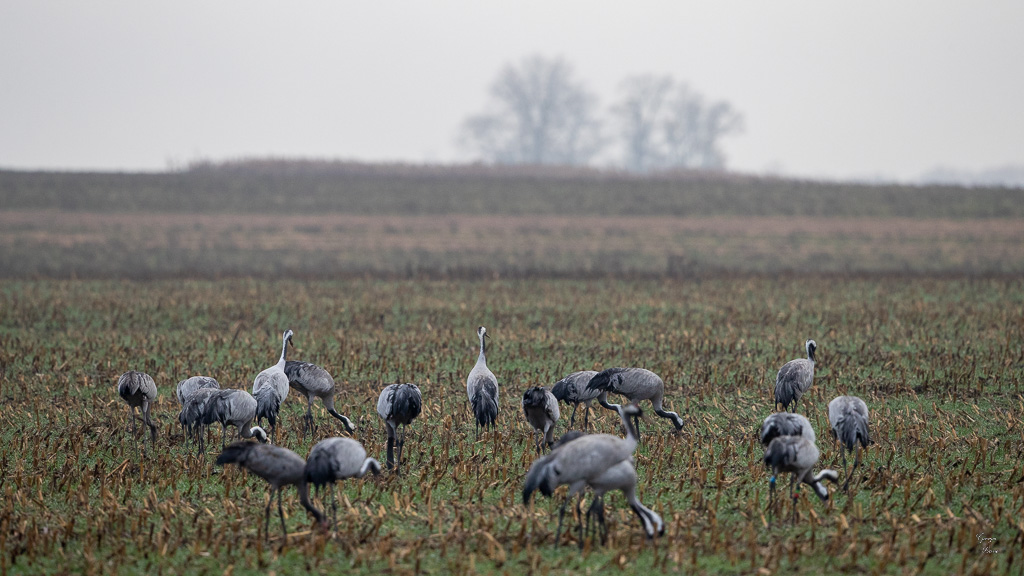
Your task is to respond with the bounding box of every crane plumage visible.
[466,326,498,438]
[774,339,817,412]
[216,441,325,540]
[587,367,684,434]
[202,388,269,451]
[763,434,837,525]
[760,412,817,447]
[376,383,422,473]
[828,395,871,491]
[117,370,158,452]
[253,329,293,443]
[305,437,381,527]
[550,370,600,430]
[285,360,356,437]
[523,404,661,546]
[522,386,560,454]
[175,375,220,405]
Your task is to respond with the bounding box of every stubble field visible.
[1,276,1022,575]
[1,163,1023,575]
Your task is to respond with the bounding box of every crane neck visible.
[618,407,639,452]
[277,334,289,368]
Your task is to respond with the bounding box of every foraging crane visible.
[586,367,684,435]
[760,412,817,448]
[466,326,498,438]
[774,339,817,412]
[305,437,381,526]
[285,360,357,437]
[175,376,220,405]
[202,388,269,451]
[523,404,662,546]
[253,329,293,443]
[179,387,218,450]
[550,370,600,430]
[216,441,325,540]
[117,371,158,452]
[763,435,838,525]
[827,395,871,491]
[522,386,560,454]
[175,376,220,439]
[376,383,422,473]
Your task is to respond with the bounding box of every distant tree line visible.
[458,55,743,172]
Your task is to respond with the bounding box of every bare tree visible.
[612,75,743,172]
[460,56,603,165]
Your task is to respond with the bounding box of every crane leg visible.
[843,447,861,492]
[386,425,396,470]
[263,489,274,542]
[396,424,406,475]
[277,488,287,539]
[568,404,578,428]
[554,495,572,547]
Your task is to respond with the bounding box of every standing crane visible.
[827,395,871,491]
[586,367,684,435]
[253,329,293,443]
[285,359,357,437]
[550,370,600,430]
[522,386,560,454]
[216,441,325,540]
[774,339,817,412]
[466,326,498,439]
[376,383,422,473]
[117,371,158,455]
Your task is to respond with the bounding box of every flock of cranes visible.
[117,328,872,544]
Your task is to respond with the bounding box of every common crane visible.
[117,371,158,453]
[202,388,269,450]
[827,395,871,491]
[523,404,662,546]
[253,329,293,443]
[763,434,837,525]
[466,326,498,438]
[550,370,600,430]
[285,360,356,437]
[522,386,560,454]
[586,367,684,435]
[774,339,817,412]
[305,437,381,527]
[216,441,325,540]
[376,383,422,473]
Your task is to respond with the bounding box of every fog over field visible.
[2,2,1024,184]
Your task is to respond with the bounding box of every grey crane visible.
[774,339,817,412]
[466,326,498,438]
[285,360,356,438]
[828,395,871,491]
[216,441,325,540]
[175,375,220,405]
[253,329,293,443]
[763,434,837,525]
[305,437,381,527]
[179,387,218,451]
[376,383,422,473]
[117,371,158,454]
[522,386,560,454]
[760,412,817,448]
[523,404,663,546]
[586,367,684,435]
[202,388,269,451]
[175,376,220,440]
[550,370,600,430]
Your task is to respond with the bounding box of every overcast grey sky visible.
[2,1,1022,181]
